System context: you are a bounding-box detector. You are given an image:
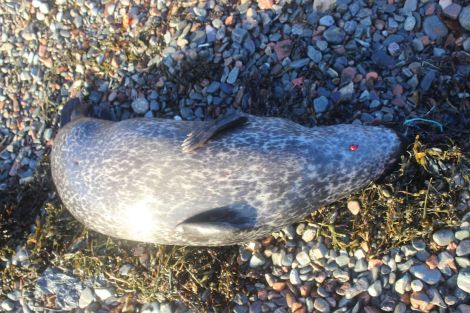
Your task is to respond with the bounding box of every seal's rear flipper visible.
[181,111,248,153]
[175,205,257,239]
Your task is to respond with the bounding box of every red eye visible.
[349,144,359,151]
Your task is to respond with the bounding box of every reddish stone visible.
[292,303,304,312]
[38,44,47,58]
[391,97,405,107]
[257,0,273,9]
[257,289,268,301]
[341,66,356,82]
[285,292,295,308]
[421,36,431,46]
[261,235,274,246]
[225,15,234,26]
[272,282,286,292]
[443,3,462,20]
[366,71,379,82]
[368,258,384,268]
[410,291,435,312]
[447,241,458,252]
[333,45,346,54]
[426,255,439,269]
[273,39,293,61]
[299,285,311,297]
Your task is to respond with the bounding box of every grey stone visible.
[410,264,442,285]
[457,268,470,293]
[232,28,248,44]
[79,287,95,308]
[368,280,382,297]
[313,298,330,312]
[296,251,311,266]
[94,287,113,300]
[403,0,417,15]
[427,287,446,308]
[319,15,335,27]
[345,279,369,299]
[423,15,448,41]
[463,37,470,52]
[290,269,301,285]
[456,256,470,268]
[344,20,357,34]
[313,96,329,113]
[433,229,455,246]
[227,67,240,84]
[411,279,424,292]
[249,253,266,268]
[459,6,470,31]
[290,58,310,69]
[131,97,149,114]
[307,46,322,63]
[0,300,15,311]
[457,239,470,256]
[323,26,346,44]
[160,303,173,313]
[36,267,83,310]
[302,228,316,242]
[354,258,368,272]
[404,16,416,31]
[310,242,328,259]
[395,273,411,294]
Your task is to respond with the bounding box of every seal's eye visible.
[349,144,359,152]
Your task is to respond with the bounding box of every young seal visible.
[51,99,402,246]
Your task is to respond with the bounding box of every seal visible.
[51,99,402,246]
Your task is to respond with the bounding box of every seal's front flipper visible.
[175,205,257,240]
[182,111,248,153]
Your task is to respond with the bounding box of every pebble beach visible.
[0,0,469,312]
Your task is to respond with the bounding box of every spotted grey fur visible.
[51,114,402,246]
